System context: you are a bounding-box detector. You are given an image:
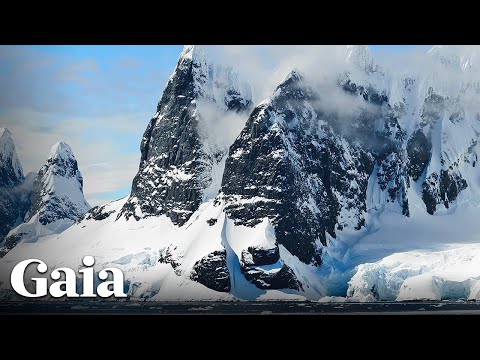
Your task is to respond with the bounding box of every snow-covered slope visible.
[3,46,480,301]
[0,142,90,257]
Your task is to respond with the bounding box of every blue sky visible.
[370,45,421,52]
[0,45,424,206]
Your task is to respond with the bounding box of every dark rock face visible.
[220,69,467,269]
[119,46,251,226]
[240,244,300,290]
[0,130,32,243]
[423,170,468,214]
[221,72,377,265]
[242,263,301,290]
[375,147,411,217]
[0,189,21,243]
[119,62,203,226]
[0,129,23,188]
[206,218,217,226]
[0,232,24,258]
[158,245,182,270]
[341,78,389,106]
[190,250,231,292]
[242,245,280,266]
[83,204,116,222]
[414,88,471,214]
[407,130,432,181]
[0,158,22,188]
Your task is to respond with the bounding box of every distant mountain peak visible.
[0,127,24,187]
[0,127,11,137]
[26,141,90,225]
[49,141,73,160]
[283,69,303,82]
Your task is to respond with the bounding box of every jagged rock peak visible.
[173,45,208,76]
[26,141,90,225]
[119,44,253,226]
[280,69,303,84]
[0,128,24,187]
[179,45,207,63]
[170,44,253,109]
[39,141,85,191]
[48,141,74,161]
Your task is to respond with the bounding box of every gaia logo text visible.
[10,256,127,298]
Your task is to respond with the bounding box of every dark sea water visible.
[1,301,480,314]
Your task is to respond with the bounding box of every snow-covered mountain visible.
[118,45,252,226]
[0,128,33,246]
[2,45,480,301]
[0,128,23,188]
[27,141,90,224]
[0,141,90,257]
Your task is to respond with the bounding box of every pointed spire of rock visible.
[27,141,90,225]
[0,128,24,187]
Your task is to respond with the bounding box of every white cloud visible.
[210,45,353,103]
[212,45,480,109]
[195,99,249,151]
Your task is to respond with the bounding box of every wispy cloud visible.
[54,59,100,85]
[86,162,110,169]
[116,56,144,69]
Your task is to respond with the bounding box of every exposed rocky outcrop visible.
[240,244,300,290]
[190,249,231,292]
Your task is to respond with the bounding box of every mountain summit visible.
[0,141,90,257]
[118,45,253,225]
[0,128,23,188]
[0,128,30,246]
[26,141,90,225]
